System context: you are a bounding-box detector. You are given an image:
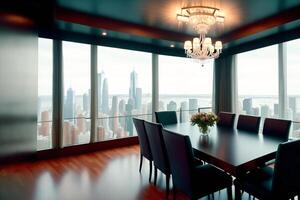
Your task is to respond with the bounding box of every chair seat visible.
[193,164,232,198]
[234,167,273,199]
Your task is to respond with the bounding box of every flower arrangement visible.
[190,112,218,134]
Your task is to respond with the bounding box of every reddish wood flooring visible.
[0,145,253,200]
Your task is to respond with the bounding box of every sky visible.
[38,38,300,96]
[237,40,300,96]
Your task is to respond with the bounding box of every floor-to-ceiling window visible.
[237,45,278,119]
[158,55,213,122]
[37,38,53,150]
[97,46,152,141]
[62,41,91,146]
[287,38,300,138]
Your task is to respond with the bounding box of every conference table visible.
[164,122,286,177]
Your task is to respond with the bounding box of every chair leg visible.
[154,167,158,185]
[227,186,232,200]
[149,160,152,182]
[173,183,176,200]
[235,185,241,200]
[166,174,170,199]
[139,154,143,172]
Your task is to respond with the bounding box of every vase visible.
[198,125,210,134]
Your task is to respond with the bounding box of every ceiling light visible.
[170,44,175,48]
[177,2,225,62]
[177,5,225,34]
[101,32,107,36]
[184,34,222,61]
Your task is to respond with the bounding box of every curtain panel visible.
[213,55,237,114]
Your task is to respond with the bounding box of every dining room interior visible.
[1,0,300,199]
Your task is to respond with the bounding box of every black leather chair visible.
[263,118,291,140]
[162,129,233,200]
[144,121,171,198]
[237,115,261,133]
[132,118,153,182]
[217,112,236,128]
[234,139,300,200]
[155,111,178,126]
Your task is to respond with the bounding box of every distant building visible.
[40,111,50,136]
[110,96,119,132]
[135,88,142,110]
[97,71,104,111]
[243,98,253,114]
[159,101,165,111]
[97,126,105,141]
[129,70,138,108]
[274,103,279,116]
[167,100,177,111]
[252,107,260,116]
[64,88,75,119]
[180,101,188,122]
[125,98,134,135]
[82,93,89,114]
[289,96,297,117]
[76,113,86,134]
[261,105,270,117]
[189,99,198,114]
[118,99,126,114]
[118,99,126,127]
[101,78,109,114]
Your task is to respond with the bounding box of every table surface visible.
[164,122,286,175]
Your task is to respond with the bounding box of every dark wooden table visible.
[164,122,286,176]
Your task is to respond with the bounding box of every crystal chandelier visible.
[177,2,225,61]
[184,33,222,60]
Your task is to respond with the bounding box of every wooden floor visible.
[0,145,256,200]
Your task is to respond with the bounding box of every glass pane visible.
[287,39,300,138]
[37,38,53,150]
[237,45,278,121]
[159,55,213,121]
[63,41,91,146]
[97,47,152,141]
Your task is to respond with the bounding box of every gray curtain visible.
[213,55,237,114]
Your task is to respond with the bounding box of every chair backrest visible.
[217,112,236,128]
[162,129,194,198]
[132,118,152,160]
[155,111,178,126]
[272,139,300,198]
[262,118,291,140]
[144,121,170,173]
[237,115,261,133]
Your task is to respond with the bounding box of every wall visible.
[0,26,38,162]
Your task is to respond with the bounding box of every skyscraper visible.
[110,96,119,132]
[82,93,89,114]
[129,70,138,108]
[97,71,104,111]
[64,88,75,119]
[243,98,253,114]
[135,88,142,110]
[101,78,109,114]
[125,98,134,136]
